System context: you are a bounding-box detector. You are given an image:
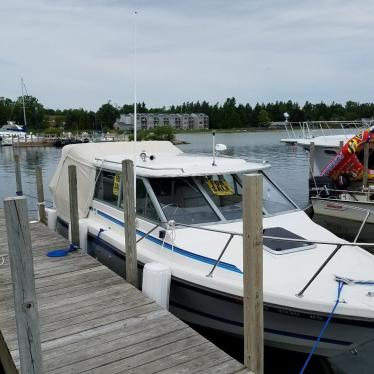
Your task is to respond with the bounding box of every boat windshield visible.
[147,177,220,225]
[236,172,297,215]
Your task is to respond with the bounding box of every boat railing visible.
[137,219,374,278]
[281,120,369,141]
[312,186,374,198]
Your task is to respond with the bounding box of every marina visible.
[1,130,374,373]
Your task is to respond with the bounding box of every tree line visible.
[1,96,374,132]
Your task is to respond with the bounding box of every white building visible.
[114,113,209,131]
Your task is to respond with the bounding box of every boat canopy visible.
[49,141,269,222]
[321,127,374,182]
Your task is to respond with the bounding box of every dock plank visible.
[0,208,251,373]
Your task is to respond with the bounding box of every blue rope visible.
[299,281,345,374]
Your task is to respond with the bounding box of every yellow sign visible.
[113,175,120,196]
[206,179,234,196]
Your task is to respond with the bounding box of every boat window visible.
[94,171,120,207]
[236,173,296,215]
[120,179,160,222]
[148,177,219,224]
[198,174,243,220]
[261,173,296,214]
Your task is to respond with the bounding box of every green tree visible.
[257,109,271,127]
[96,102,120,129]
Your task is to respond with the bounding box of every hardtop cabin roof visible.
[92,144,270,177]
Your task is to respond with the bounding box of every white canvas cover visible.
[49,141,179,222]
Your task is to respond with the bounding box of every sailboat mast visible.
[21,78,27,128]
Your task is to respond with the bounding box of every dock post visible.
[36,166,47,224]
[68,165,80,247]
[309,142,315,178]
[14,154,23,196]
[122,160,138,288]
[243,173,264,374]
[4,197,43,374]
[363,142,369,188]
[339,140,344,151]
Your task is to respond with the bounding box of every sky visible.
[1,0,374,110]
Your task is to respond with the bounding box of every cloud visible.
[1,0,373,110]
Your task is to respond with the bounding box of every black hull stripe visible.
[170,300,352,346]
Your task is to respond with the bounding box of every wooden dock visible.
[0,208,251,374]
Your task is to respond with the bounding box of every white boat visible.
[0,122,27,146]
[49,141,374,357]
[307,127,374,232]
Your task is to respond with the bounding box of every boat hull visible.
[311,198,374,225]
[79,228,374,358]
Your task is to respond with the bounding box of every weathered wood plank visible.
[122,159,138,287]
[68,165,80,247]
[243,174,264,374]
[4,197,43,374]
[36,166,47,224]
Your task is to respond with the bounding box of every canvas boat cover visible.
[49,141,180,222]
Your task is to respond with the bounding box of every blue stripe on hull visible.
[95,209,242,273]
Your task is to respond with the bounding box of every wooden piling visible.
[68,165,80,247]
[363,142,369,188]
[4,197,43,374]
[35,166,47,224]
[122,159,138,288]
[339,140,344,150]
[14,154,23,196]
[242,173,264,374]
[309,142,315,178]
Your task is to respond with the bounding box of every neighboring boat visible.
[0,121,27,146]
[310,127,374,229]
[49,141,374,357]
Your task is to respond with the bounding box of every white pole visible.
[133,10,138,209]
[21,78,27,129]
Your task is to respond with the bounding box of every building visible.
[114,113,209,131]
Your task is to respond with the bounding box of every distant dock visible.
[0,207,251,373]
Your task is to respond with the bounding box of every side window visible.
[119,178,160,222]
[136,179,160,222]
[94,171,120,206]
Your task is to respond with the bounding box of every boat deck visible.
[0,208,251,373]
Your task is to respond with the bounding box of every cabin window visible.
[94,171,120,206]
[236,173,296,215]
[117,179,160,222]
[198,174,243,220]
[148,177,219,224]
[261,174,296,214]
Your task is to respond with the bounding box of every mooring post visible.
[35,166,47,224]
[122,159,138,288]
[363,142,369,188]
[4,197,43,374]
[243,173,264,374]
[14,153,23,196]
[309,142,315,178]
[339,140,344,151]
[68,165,80,247]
